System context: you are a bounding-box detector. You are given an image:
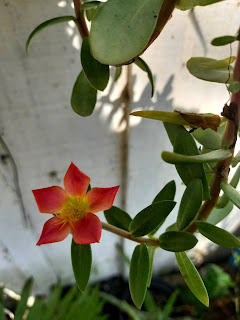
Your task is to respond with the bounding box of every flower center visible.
[56,196,89,224]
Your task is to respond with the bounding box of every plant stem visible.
[186,40,240,233]
[73,0,89,38]
[101,222,159,247]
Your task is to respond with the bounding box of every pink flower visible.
[33,163,119,246]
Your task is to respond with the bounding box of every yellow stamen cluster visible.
[56,196,89,227]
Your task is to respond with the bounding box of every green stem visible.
[73,0,89,38]
[101,222,159,247]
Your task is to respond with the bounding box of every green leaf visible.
[216,165,240,208]
[131,110,189,125]
[149,180,176,236]
[134,57,155,97]
[166,222,177,232]
[164,123,210,200]
[89,0,164,65]
[104,205,132,231]
[187,57,233,84]
[207,201,233,225]
[221,181,240,209]
[0,288,4,320]
[14,278,33,320]
[26,300,45,320]
[192,128,222,150]
[71,240,92,293]
[161,290,178,318]
[177,0,223,10]
[147,247,156,287]
[196,221,240,248]
[44,284,62,320]
[162,149,231,164]
[81,37,109,91]
[26,16,77,54]
[159,231,198,252]
[177,179,202,231]
[80,1,102,11]
[129,200,176,237]
[129,243,150,309]
[71,70,97,116]
[175,252,209,306]
[152,180,176,203]
[201,56,235,68]
[211,35,237,46]
[228,81,240,94]
[114,66,122,82]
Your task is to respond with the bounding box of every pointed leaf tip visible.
[175,252,209,307]
[71,240,92,293]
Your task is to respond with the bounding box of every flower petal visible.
[33,186,67,213]
[72,213,102,244]
[64,162,90,196]
[36,217,71,246]
[85,186,120,214]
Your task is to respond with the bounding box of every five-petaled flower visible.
[33,162,119,246]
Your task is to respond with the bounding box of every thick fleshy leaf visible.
[149,180,176,236]
[177,179,202,231]
[71,71,97,117]
[192,128,222,150]
[207,201,233,225]
[201,56,235,69]
[81,37,109,91]
[162,149,231,164]
[164,124,210,200]
[221,182,240,209]
[129,200,176,237]
[89,0,164,65]
[175,252,209,307]
[134,57,155,97]
[211,35,237,46]
[114,66,122,82]
[177,0,223,10]
[14,278,33,320]
[26,16,77,54]
[131,111,189,125]
[232,151,240,167]
[86,186,119,213]
[187,57,233,83]
[36,217,71,245]
[228,81,240,94]
[72,213,102,244]
[64,162,90,197]
[33,186,67,213]
[216,165,240,208]
[159,231,198,252]
[196,221,240,248]
[129,243,150,309]
[71,239,92,293]
[104,205,132,231]
[131,111,220,131]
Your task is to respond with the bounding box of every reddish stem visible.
[186,40,240,233]
[73,0,89,38]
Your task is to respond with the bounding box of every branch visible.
[101,222,159,247]
[186,40,240,233]
[73,0,89,38]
